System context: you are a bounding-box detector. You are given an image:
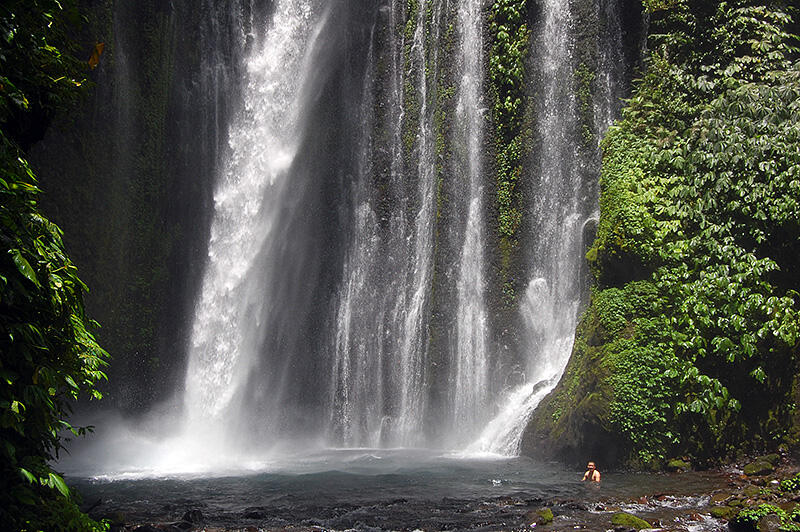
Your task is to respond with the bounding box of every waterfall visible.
[596,0,626,134]
[183,0,321,450]
[470,0,624,455]
[451,0,489,442]
[328,18,385,447]
[181,0,628,455]
[394,0,442,444]
[327,0,444,447]
[43,0,646,478]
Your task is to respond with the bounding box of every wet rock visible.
[760,454,781,466]
[610,512,651,530]
[744,461,775,476]
[711,491,732,504]
[666,459,691,472]
[165,521,193,531]
[757,514,782,531]
[709,505,735,519]
[182,509,204,523]
[743,486,763,498]
[564,501,588,511]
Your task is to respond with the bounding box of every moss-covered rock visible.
[760,454,781,467]
[610,512,651,530]
[519,301,619,464]
[710,505,736,520]
[666,459,690,472]
[536,507,554,525]
[744,461,776,477]
[743,485,764,498]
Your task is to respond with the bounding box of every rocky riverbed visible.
[71,451,800,532]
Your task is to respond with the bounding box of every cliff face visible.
[31,0,262,410]
[523,0,800,468]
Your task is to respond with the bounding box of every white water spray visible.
[182,0,320,455]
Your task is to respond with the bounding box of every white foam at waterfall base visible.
[468,275,577,456]
[466,278,576,455]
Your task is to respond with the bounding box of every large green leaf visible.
[47,472,69,498]
[10,249,39,287]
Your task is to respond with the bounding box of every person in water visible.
[582,461,601,482]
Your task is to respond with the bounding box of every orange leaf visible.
[88,42,105,70]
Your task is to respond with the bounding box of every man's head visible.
[587,462,596,470]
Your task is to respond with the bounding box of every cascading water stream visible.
[394,0,442,443]
[451,0,489,442]
[329,23,385,447]
[328,0,442,448]
[470,0,612,455]
[596,0,626,134]
[182,0,320,456]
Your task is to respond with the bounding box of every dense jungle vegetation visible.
[0,0,108,530]
[526,0,800,467]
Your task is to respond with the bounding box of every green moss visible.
[575,62,596,149]
[710,506,736,519]
[588,127,660,287]
[488,0,531,303]
[743,461,776,477]
[536,508,554,525]
[611,512,651,530]
[666,458,690,471]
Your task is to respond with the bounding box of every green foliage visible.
[1,1,108,530]
[733,503,800,531]
[489,0,531,301]
[578,0,800,463]
[643,0,684,13]
[780,473,800,493]
[0,0,88,147]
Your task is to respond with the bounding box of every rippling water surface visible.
[67,449,728,530]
